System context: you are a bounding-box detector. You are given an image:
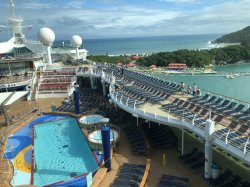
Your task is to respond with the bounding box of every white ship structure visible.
[0,0,87,92]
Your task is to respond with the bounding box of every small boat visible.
[230,75,235,79]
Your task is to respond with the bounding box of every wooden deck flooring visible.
[97,124,210,187]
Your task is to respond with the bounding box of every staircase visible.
[28,71,40,101]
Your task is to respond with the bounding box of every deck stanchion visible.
[192,115,195,126]
[120,95,123,104]
[244,138,249,155]
[101,126,111,172]
[204,119,215,179]
[101,79,106,96]
[181,129,184,156]
[225,129,230,145]
[133,114,139,127]
[134,100,137,110]
[163,154,167,166]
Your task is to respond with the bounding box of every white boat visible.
[229,75,235,79]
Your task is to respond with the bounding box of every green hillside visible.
[214,26,250,44]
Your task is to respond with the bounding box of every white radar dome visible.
[37,27,55,46]
[71,35,82,47]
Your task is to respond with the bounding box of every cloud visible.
[56,16,85,25]
[159,0,198,3]
[37,19,46,25]
[19,1,53,9]
[0,0,250,40]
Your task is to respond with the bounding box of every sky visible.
[0,0,249,40]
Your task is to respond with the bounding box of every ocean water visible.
[55,34,223,55]
[152,63,250,102]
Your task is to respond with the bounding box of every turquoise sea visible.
[152,63,250,103]
[56,34,223,55]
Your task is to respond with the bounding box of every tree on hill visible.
[136,45,250,67]
[214,26,250,43]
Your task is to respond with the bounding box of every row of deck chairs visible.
[122,68,180,93]
[123,126,148,155]
[57,103,87,114]
[133,82,171,102]
[103,65,180,95]
[142,123,177,150]
[209,169,249,187]
[158,174,190,187]
[112,163,146,187]
[213,122,250,152]
[178,148,205,170]
[97,105,125,125]
[80,88,102,97]
[163,98,250,151]
[115,89,146,108]
[102,65,181,102]
[121,85,169,104]
[162,98,224,130]
[188,94,248,121]
[56,89,104,114]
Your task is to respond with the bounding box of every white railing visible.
[108,83,250,164]
[0,74,33,84]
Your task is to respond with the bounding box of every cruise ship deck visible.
[0,62,250,187]
[77,63,250,165]
[78,63,250,181]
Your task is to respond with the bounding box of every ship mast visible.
[8,0,26,44]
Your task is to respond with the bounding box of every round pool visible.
[88,130,119,144]
[79,115,103,125]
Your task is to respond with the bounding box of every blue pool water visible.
[33,117,98,186]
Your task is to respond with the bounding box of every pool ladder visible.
[34,161,37,172]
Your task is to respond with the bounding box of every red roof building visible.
[130,55,140,59]
[150,64,157,68]
[166,63,187,69]
[127,63,136,67]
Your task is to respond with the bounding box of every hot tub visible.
[88,129,119,150]
[79,115,103,125]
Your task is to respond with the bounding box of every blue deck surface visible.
[5,114,69,160]
[4,114,101,187]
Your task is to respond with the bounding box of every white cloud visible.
[0,0,250,39]
[159,0,198,3]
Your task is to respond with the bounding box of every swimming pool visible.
[79,115,103,125]
[33,117,98,186]
[4,114,69,186]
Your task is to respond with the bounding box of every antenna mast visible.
[8,0,26,44]
[9,0,15,17]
